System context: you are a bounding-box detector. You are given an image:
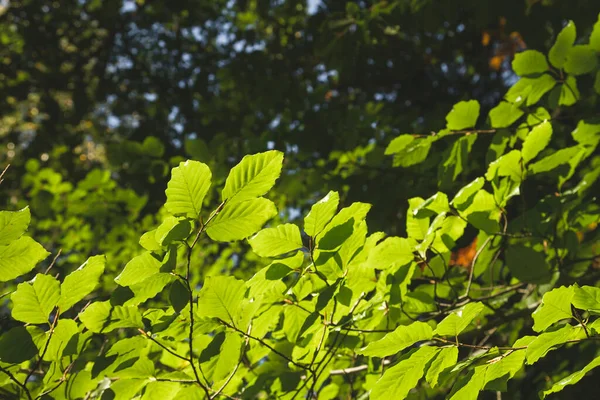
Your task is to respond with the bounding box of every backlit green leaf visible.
[522,121,552,163]
[512,50,548,76]
[572,285,600,313]
[206,197,277,242]
[532,286,574,332]
[366,236,414,270]
[385,134,415,155]
[434,302,484,337]
[222,150,283,204]
[370,346,439,400]
[426,346,458,388]
[526,324,584,364]
[59,255,106,312]
[165,160,212,219]
[0,207,30,246]
[197,275,245,327]
[79,301,144,333]
[446,100,480,130]
[155,216,192,246]
[249,223,303,257]
[0,326,39,363]
[549,21,576,68]
[0,236,50,282]
[304,191,339,238]
[358,321,433,357]
[115,251,162,287]
[489,101,524,128]
[559,75,579,106]
[564,45,598,75]
[11,273,60,324]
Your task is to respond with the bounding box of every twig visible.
[0,164,9,185]
[34,360,75,399]
[0,365,32,400]
[218,318,308,370]
[330,360,392,375]
[461,236,492,299]
[44,249,62,274]
[137,329,188,362]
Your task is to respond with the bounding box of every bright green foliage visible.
[221,150,284,204]
[358,321,433,357]
[532,286,575,332]
[0,236,49,282]
[165,160,212,219]
[11,274,60,324]
[549,21,576,68]
[1,16,600,400]
[249,223,303,257]
[445,100,480,130]
[0,207,30,246]
[303,191,339,238]
[434,302,485,337]
[512,50,549,75]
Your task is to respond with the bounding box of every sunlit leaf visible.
[165,160,212,219]
[222,150,283,204]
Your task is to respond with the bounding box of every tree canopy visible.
[1,1,600,399]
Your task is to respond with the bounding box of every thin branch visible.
[0,365,32,400]
[138,329,188,362]
[218,318,309,370]
[0,164,9,185]
[44,249,62,274]
[461,236,492,299]
[330,360,392,376]
[34,360,75,400]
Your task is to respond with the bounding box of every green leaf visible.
[213,332,242,381]
[155,216,192,246]
[445,100,480,130]
[125,273,174,306]
[115,251,162,287]
[572,286,600,313]
[524,75,557,106]
[59,255,105,312]
[434,302,485,337]
[358,321,433,357]
[572,120,600,146]
[426,346,458,388]
[370,346,439,400]
[197,275,245,327]
[512,50,549,76]
[505,244,551,284]
[366,236,414,270]
[0,207,30,246]
[79,301,143,333]
[451,178,485,209]
[142,381,182,400]
[0,236,50,282]
[43,318,79,361]
[249,223,303,257]
[541,354,600,398]
[206,197,277,242]
[11,274,60,324]
[485,150,522,182]
[222,150,284,204]
[392,136,436,167]
[559,75,579,106]
[564,45,598,75]
[0,326,39,363]
[139,229,161,251]
[526,324,585,364]
[595,71,600,94]
[304,191,339,238]
[317,202,371,251]
[522,121,552,163]
[532,286,574,332]
[549,21,576,68]
[165,160,212,219]
[385,134,415,155]
[489,101,524,128]
[413,192,450,217]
